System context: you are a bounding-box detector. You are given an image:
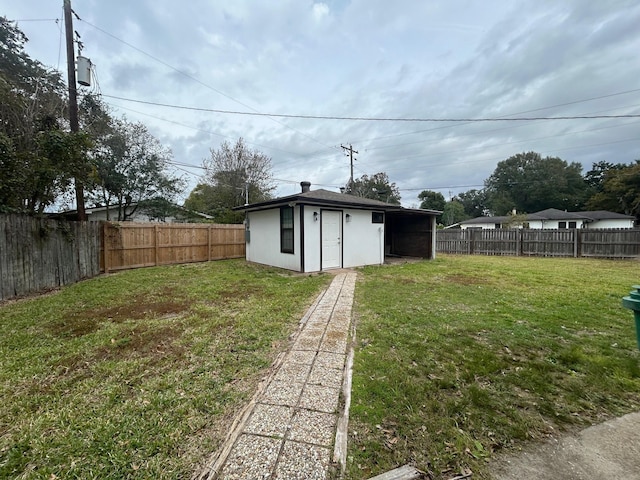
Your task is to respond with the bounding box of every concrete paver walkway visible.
[199,271,357,480]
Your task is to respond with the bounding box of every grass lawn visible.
[347,255,640,480]
[0,259,331,479]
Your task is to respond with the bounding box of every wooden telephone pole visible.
[64,0,86,220]
[341,144,358,188]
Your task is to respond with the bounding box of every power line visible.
[79,18,337,152]
[99,93,640,122]
[352,88,640,145]
[373,120,640,165]
[400,184,485,192]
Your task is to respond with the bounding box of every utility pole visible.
[64,0,86,220]
[340,144,358,189]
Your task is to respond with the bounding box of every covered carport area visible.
[384,208,439,259]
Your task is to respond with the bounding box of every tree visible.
[185,138,275,223]
[455,189,488,218]
[586,161,640,222]
[441,200,468,226]
[87,118,184,221]
[484,151,587,215]
[584,161,626,193]
[418,190,446,211]
[0,17,85,213]
[345,172,401,205]
[417,190,446,223]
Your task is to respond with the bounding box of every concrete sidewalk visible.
[198,271,357,480]
[491,411,640,480]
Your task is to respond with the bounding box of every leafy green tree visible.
[346,172,401,205]
[418,190,446,211]
[87,118,184,221]
[586,161,640,222]
[417,190,446,223]
[0,17,85,213]
[441,200,468,226]
[455,189,488,218]
[185,138,275,223]
[484,151,587,215]
[584,161,626,193]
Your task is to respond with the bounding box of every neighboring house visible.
[457,208,636,230]
[51,203,214,223]
[234,182,440,273]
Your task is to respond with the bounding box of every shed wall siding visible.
[303,207,321,272]
[342,208,384,268]
[461,223,497,230]
[246,208,301,271]
[588,219,634,229]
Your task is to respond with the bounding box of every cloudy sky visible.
[5,0,640,206]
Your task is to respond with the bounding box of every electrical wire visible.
[99,93,640,122]
[79,17,339,152]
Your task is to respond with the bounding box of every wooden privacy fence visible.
[101,222,245,272]
[437,228,640,259]
[0,214,101,301]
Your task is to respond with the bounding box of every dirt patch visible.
[445,274,485,285]
[52,324,185,378]
[95,324,185,360]
[92,300,189,323]
[217,284,267,300]
[48,300,190,337]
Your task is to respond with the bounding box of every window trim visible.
[280,206,294,254]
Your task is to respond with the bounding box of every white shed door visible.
[321,210,342,270]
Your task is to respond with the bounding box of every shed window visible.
[280,206,294,254]
[559,221,567,229]
[372,212,384,224]
[568,221,577,228]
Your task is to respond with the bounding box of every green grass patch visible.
[347,255,640,479]
[0,260,330,479]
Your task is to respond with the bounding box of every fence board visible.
[0,215,101,302]
[437,228,640,259]
[101,222,245,272]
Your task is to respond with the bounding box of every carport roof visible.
[235,188,441,215]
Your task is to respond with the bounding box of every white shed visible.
[236,182,440,273]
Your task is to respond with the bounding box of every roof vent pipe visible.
[300,181,311,193]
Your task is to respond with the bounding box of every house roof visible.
[459,216,510,225]
[50,202,214,220]
[235,188,441,215]
[528,208,589,220]
[580,210,636,220]
[460,208,635,225]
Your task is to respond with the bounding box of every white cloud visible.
[312,2,330,22]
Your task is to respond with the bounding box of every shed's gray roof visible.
[235,188,441,215]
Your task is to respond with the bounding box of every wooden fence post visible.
[208,225,212,262]
[154,224,159,267]
[103,222,109,273]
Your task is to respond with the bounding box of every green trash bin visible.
[622,285,640,350]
